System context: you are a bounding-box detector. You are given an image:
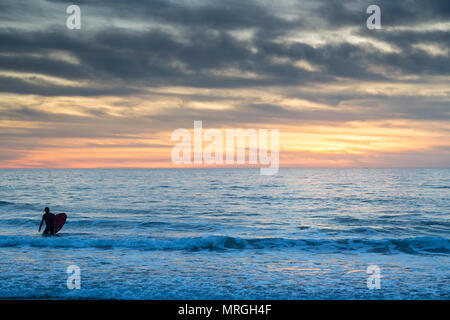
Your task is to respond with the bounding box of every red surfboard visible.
[54,213,67,234]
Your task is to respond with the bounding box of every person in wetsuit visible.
[39,207,55,235]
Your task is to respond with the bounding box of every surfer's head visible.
[45,207,49,213]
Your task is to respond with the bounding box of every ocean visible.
[0,168,448,299]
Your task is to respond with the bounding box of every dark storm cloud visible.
[254,40,388,80]
[43,0,449,30]
[2,24,447,95]
[0,0,448,123]
[359,29,450,49]
[145,97,450,129]
[316,0,450,27]
[0,25,334,91]
[0,75,140,96]
[240,98,450,123]
[0,54,90,79]
[48,0,298,31]
[0,106,98,123]
[1,0,449,88]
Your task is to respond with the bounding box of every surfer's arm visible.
[38,216,44,232]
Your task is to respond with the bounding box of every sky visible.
[0,0,449,168]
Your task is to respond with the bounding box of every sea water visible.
[0,168,448,299]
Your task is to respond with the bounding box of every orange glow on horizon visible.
[1,119,448,168]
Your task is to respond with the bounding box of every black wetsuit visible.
[40,212,55,235]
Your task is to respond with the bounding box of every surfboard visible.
[54,213,67,234]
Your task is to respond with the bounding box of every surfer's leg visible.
[43,226,49,235]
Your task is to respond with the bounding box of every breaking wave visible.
[0,235,448,255]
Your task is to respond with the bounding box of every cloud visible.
[315,0,450,27]
[0,0,449,167]
[0,0,448,92]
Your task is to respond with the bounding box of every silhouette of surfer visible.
[39,207,55,235]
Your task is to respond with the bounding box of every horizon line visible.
[1,167,449,170]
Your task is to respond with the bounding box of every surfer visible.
[39,207,55,235]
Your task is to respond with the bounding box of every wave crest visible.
[0,235,448,254]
